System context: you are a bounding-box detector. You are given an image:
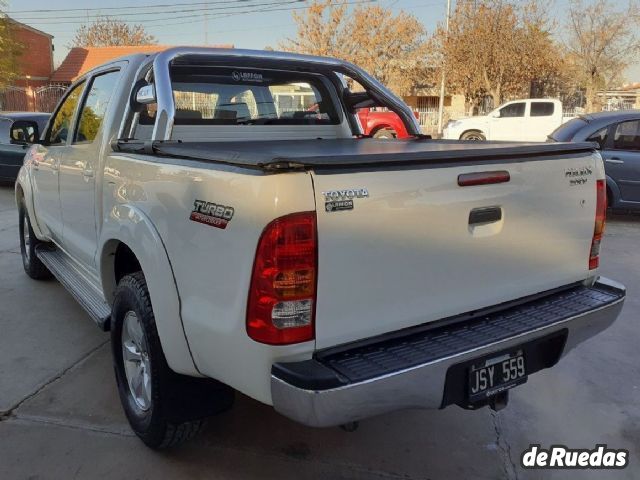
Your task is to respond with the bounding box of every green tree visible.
[0,13,23,88]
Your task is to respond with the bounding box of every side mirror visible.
[489,110,500,119]
[10,120,39,145]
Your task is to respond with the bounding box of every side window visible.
[530,102,554,117]
[586,127,608,150]
[48,82,85,145]
[499,102,525,118]
[612,120,640,151]
[74,70,121,144]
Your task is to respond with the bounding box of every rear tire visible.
[373,128,396,139]
[460,130,486,141]
[18,200,52,280]
[111,272,234,449]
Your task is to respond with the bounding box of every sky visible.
[6,0,640,82]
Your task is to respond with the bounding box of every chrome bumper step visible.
[36,247,111,331]
[271,278,626,427]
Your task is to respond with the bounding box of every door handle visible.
[469,206,502,225]
[605,158,624,164]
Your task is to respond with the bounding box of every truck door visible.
[32,81,86,243]
[59,69,122,271]
[489,101,526,141]
[527,100,557,142]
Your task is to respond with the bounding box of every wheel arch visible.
[370,123,393,135]
[98,204,200,377]
[459,129,485,140]
[15,169,46,239]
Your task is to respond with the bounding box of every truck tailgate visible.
[311,151,601,349]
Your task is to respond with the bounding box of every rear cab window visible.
[530,102,555,117]
[140,67,341,127]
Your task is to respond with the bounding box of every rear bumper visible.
[271,277,625,427]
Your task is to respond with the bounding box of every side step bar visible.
[36,247,111,331]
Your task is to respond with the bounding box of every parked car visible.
[357,107,414,138]
[16,47,625,449]
[0,112,49,181]
[443,99,564,142]
[549,110,640,211]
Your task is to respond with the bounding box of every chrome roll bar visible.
[148,47,422,140]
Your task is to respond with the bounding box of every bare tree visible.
[280,0,429,95]
[564,0,640,112]
[430,0,562,111]
[70,17,157,48]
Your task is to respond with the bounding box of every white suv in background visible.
[444,99,565,142]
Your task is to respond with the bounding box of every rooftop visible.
[50,45,168,83]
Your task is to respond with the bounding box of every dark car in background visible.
[0,112,50,182]
[550,110,640,211]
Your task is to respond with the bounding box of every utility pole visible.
[436,0,451,137]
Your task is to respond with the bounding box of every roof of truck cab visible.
[115,138,597,172]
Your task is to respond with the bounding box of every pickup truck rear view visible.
[15,47,625,449]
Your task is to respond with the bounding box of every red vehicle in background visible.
[357,107,418,139]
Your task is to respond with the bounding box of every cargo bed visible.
[114,138,596,171]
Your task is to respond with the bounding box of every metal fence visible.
[414,97,440,127]
[0,86,29,111]
[0,84,67,113]
[34,85,67,112]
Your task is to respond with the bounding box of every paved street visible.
[0,184,638,480]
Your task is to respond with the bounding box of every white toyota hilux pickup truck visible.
[16,47,625,449]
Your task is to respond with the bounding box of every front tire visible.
[111,272,234,449]
[460,130,486,141]
[18,200,52,280]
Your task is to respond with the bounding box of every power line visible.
[5,0,259,14]
[10,0,304,23]
[14,0,377,29]
[137,0,377,28]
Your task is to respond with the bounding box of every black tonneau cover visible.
[114,138,596,172]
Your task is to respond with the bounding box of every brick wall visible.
[12,23,53,88]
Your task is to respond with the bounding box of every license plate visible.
[468,350,527,402]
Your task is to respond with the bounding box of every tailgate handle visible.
[469,206,502,225]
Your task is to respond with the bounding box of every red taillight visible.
[589,179,607,270]
[247,212,317,345]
